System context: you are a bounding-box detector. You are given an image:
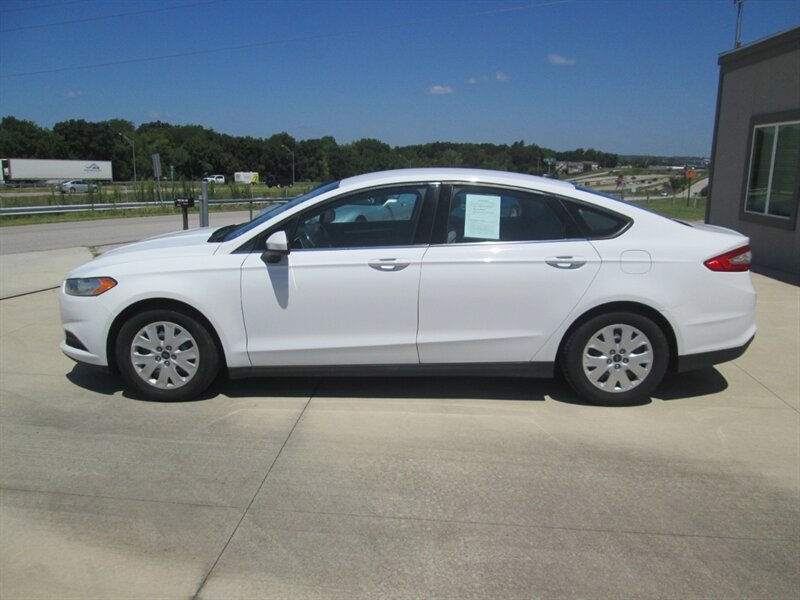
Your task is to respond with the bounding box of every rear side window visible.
[561,199,631,239]
[445,185,572,243]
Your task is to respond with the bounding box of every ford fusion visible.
[60,168,756,405]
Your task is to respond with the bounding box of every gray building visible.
[707,25,799,277]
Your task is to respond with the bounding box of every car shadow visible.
[66,364,220,403]
[653,367,729,400]
[66,364,730,406]
[223,375,550,402]
[66,364,124,395]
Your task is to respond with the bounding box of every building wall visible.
[708,29,800,276]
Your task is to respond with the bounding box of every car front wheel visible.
[115,310,219,401]
[561,312,669,406]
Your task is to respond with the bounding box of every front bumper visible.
[59,285,115,367]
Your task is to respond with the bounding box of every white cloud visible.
[147,111,162,119]
[548,53,577,66]
[467,72,510,85]
[64,90,83,98]
[427,85,455,95]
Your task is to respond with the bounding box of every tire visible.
[115,309,219,401]
[560,312,669,406]
[69,187,76,193]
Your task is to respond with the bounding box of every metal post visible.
[131,138,137,184]
[282,144,295,186]
[200,181,209,227]
[686,177,691,207]
[113,130,137,183]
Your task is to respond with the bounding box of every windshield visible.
[221,180,340,241]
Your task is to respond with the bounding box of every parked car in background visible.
[202,175,225,184]
[60,168,756,405]
[331,192,417,223]
[60,180,99,193]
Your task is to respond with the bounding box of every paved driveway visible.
[0,260,798,598]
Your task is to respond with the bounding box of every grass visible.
[0,180,316,226]
[627,196,707,220]
[0,181,315,208]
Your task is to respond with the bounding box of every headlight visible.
[64,277,117,296]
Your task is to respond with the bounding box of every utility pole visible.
[281,144,295,186]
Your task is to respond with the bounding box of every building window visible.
[744,120,799,219]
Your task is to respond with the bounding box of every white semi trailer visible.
[0,158,113,184]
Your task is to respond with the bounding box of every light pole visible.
[281,144,295,186]
[733,0,745,48]
[114,131,137,183]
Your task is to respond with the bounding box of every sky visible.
[0,0,798,156]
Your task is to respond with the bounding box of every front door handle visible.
[368,258,411,272]
[545,256,586,269]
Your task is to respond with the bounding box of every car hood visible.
[68,227,220,275]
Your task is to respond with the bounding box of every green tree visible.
[0,116,68,158]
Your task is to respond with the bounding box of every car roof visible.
[339,168,576,195]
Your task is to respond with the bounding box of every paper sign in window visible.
[464,194,501,240]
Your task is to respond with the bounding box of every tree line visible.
[0,116,619,182]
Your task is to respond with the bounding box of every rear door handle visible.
[545,256,586,269]
[368,258,410,272]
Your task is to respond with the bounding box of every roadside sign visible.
[152,153,162,179]
[686,169,697,179]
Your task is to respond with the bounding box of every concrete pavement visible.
[0,247,93,299]
[0,245,798,598]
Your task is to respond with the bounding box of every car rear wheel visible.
[115,310,219,401]
[561,312,669,406]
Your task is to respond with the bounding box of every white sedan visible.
[60,168,756,405]
[61,180,99,193]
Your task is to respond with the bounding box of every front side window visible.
[224,181,340,242]
[745,120,799,219]
[445,186,570,244]
[291,185,428,249]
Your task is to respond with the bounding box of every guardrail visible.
[0,197,291,218]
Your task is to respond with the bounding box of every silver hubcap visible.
[582,324,653,394]
[130,321,199,390]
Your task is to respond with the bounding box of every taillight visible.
[704,245,751,272]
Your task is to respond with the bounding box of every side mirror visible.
[261,230,290,265]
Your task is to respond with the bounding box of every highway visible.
[0,210,250,255]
